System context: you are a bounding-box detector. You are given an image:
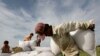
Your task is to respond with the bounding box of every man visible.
[24,33,34,51]
[1,40,11,53]
[24,33,41,47]
[24,33,34,41]
[35,20,95,56]
[36,35,41,46]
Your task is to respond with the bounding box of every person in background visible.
[36,35,41,46]
[24,33,34,41]
[1,40,11,53]
[24,33,42,47]
[23,33,34,51]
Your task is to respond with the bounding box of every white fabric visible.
[11,51,30,56]
[34,47,51,51]
[52,21,81,56]
[28,51,41,56]
[0,53,12,56]
[29,40,37,49]
[36,51,55,56]
[70,29,96,56]
[11,51,55,56]
[50,38,61,55]
[51,20,96,56]
[11,47,55,56]
[18,40,37,51]
[50,29,96,56]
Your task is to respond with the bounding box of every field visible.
[79,47,100,56]
[60,47,100,56]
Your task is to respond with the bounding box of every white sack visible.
[70,29,96,56]
[50,38,61,55]
[18,40,37,51]
[0,53,11,56]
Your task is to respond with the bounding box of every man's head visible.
[35,23,53,40]
[4,40,9,45]
[30,33,34,36]
[35,23,45,35]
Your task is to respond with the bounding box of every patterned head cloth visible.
[35,23,45,40]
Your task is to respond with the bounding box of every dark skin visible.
[24,33,34,41]
[2,41,11,53]
[29,33,34,40]
[35,23,45,35]
[36,24,53,36]
[44,25,53,36]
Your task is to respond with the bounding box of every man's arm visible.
[55,20,95,34]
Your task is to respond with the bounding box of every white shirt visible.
[52,21,92,56]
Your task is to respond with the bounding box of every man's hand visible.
[88,19,95,31]
[88,24,95,31]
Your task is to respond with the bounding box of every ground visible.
[79,46,100,56]
[60,46,100,56]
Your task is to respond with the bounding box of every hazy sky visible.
[0,0,100,47]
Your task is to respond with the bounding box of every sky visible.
[0,0,100,48]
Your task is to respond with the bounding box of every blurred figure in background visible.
[24,33,34,41]
[23,33,34,51]
[1,40,11,53]
[36,35,41,46]
[24,33,42,46]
